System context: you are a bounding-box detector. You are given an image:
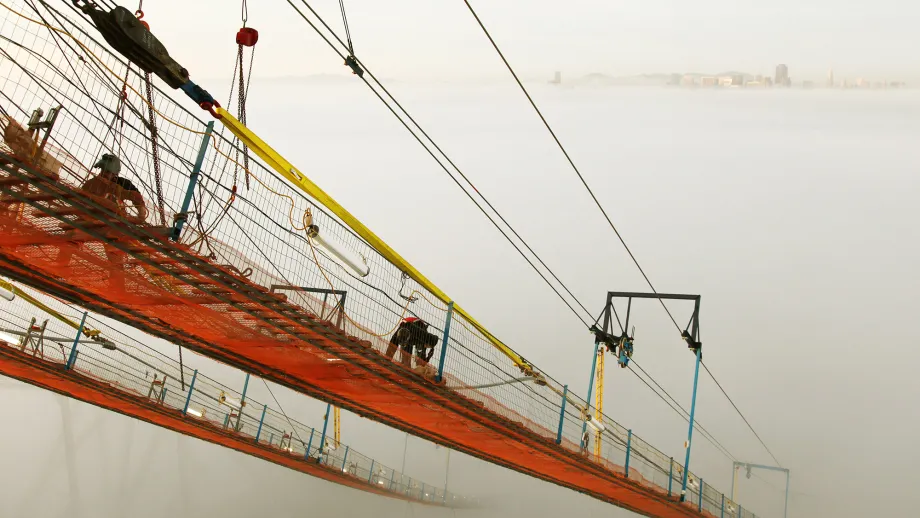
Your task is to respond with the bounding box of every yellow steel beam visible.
[214,108,537,377]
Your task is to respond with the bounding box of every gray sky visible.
[2,1,919,517]
[147,0,917,81]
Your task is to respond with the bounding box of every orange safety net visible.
[0,146,716,518]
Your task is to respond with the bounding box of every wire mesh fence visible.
[0,283,469,507]
[0,1,755,516]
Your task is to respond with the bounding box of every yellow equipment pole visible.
[593,349,604,458]
[0,279,102,339]
[213,108,537,377]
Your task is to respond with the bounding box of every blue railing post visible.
[580,340,601,450]
[255,404,268,442]
[305,429,316,460]
[555,385,568,444]
[341,445,350,471]
[624,429,632,478]
[739,504,743,518]
[319,402,331,454]
[182,369,198,415]
[680,348,703,501]
[721,493,725,518]
[388,469,396,491]
[368,460,375,483]
[699,478,704,512]
[435,301,454,383]
[235,373,250,431]
[65,311,87,370]
[668,457,674,497]
[173,120,214,240]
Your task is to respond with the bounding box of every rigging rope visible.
[337,0,354,55]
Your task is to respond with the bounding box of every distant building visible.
[826,69,835,88]
[668,73,682,86]
[681,75,696,87]
[718,76,733,87]
[775,64,790,87]
[764,77,774,87]
[549,71,562,85]
[700,76,718,87]
[856,77,871,88]
[731,74,744,86]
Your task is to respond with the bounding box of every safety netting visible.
[0,282,470,506]
[0,1,755,517]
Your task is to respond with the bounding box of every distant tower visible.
[775,64,790,87]
[826,69,835,88]
[550,71,562,85]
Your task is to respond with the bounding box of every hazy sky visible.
[143,0,918,81]
[2,2,919,518]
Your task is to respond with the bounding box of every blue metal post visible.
[388,469,396,490]
[580,340,601,449]
[173,121,214,240]
[368,460,375,483]
[699,478,704,512]
[555,385,568,445]
[319,403,331,454]
[739,504,743,518]
[65,311,87,370]
[624,429,632,478]
[680,348,703,501]
[341,445,350,471]
[255,404,268,442]
[305,429,316,460]
[435,301,454,383]
[235,373,250,431]
[721,493,725,518]
[223,413,230,428]
[182,369,198,415]
[240,373,250,405]
[668,457,674,497]
[784,471,790,518]
[160,386,167,403]
[269,433,274,446]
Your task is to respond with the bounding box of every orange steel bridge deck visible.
[0,154,714,518]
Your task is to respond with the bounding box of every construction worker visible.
[385,317,439,369]
[79,153,148,223]
[55,153,148,289]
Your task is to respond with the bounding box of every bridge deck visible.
[0,155,712,518]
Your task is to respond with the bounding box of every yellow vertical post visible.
[593,348,605,459]
[333,406,341,448]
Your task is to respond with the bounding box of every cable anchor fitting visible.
[344,55,364,78]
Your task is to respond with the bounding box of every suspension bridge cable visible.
[284,0,593,327]
[458,0,681,332]
[458,0,783,467]
[701,361,782,467]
